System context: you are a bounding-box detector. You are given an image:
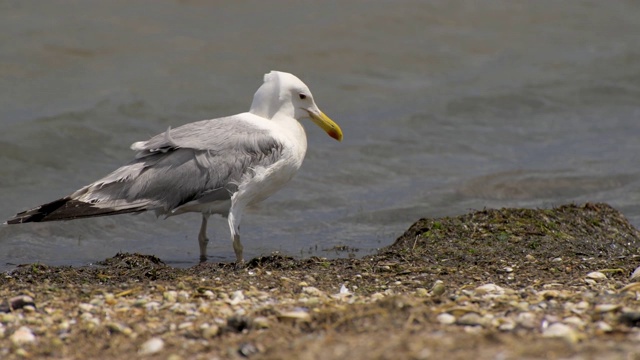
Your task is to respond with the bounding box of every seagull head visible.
[250,71,343,141]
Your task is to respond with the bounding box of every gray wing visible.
[131,115,281,158]
[78,116,285,212]
[5,116,284,224]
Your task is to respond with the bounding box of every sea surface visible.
[1,0,640,272]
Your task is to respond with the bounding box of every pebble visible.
[10,326,36,345]
[144,301,161,311]
[202,324,220,339]
[542,323,580,343]
[594,304,621,313]
[253,316,270,329]
[516,312,538,329]
[278,310,311,324]
[106,322,133,336]
[631,266,640,282]
[163,291,178,303]
[497,318,516,331]
[139,337,164,355]
[229,291,245,305]
[586,271,607,281]
[302,286,324,296]
[177,291,190,302]
[78,303,94,313]
[563,316,586,329]
[430,280,445,297]
[474,284,505,296]
[595,321,613,332]
[456,312,485,327]
[436,313,456,325]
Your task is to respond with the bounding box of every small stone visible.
[430,281,445,297]
[229,291,245,305]
[78,303,94,313]
[163,291,178,303]
[339,284,351,295]
[277,310,310,324]
[1,313,16,324]
[586,271,607,280]
[253,316,270,329]
[10,326,36,345]
[542,323,580,343]
[104,293,116,305]
[497,318,516,331]
[631,266,640,282]
[106,322,133,336]
[584,278,597,286]
[595,321,613,332]
[133,298,148,308]
[503,267,514,273]
[551,257,562,263]
[475,284,505,296]
[525,254,536,261]
[302,286,324,296]
[201,324,220,339]
[415,288,429,297]
[436,313,456,325]
[238,342,260,357]
[457,312,485,327]
[563,316,586,329]
[516,312,538,329]
[14,348,30,357]
[595,304,621,313]
[139,337,164,355]
[177,291,190,302]
[145,301,161,311]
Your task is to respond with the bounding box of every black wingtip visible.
[6,197,146,224]
[5,198,72,224]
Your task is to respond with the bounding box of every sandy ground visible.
[2,203,640,359]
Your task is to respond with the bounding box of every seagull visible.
[5,71,343,264]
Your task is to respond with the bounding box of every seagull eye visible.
[299,94,307,100]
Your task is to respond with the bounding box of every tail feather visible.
[5,197,147,224]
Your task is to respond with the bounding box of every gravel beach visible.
[2,203,640,359]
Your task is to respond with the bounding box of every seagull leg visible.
[198,214,210,262]
[228,208,244,266]
[232,234,244,264]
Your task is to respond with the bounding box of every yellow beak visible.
[308,110,343,141]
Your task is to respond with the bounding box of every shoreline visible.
[2,203,640,359]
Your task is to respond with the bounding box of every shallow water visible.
[1,0,640,272]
